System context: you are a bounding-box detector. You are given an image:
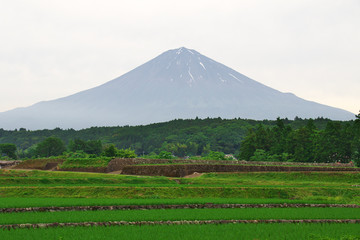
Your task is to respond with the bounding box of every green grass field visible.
[0,168,359,239]
[2,208,360,225]
[1,223,360,240]
[59,157,113,169]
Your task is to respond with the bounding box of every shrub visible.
[117,148,137,158]
[103,145,137,158]
[157,151,174,159]
[204,151,226,160]
[250,149,294,162]
[103,145,117,157]
[250,149,267,161]
[353,151,360,167]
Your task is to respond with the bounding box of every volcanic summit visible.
[0,47,354,129]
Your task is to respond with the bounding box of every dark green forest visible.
[0,115,359,164]
[239,116,360,164]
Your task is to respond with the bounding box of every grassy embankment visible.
[58,157,113,169]
[1,169,360,203]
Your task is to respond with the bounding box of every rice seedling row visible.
[1,223,360,240]
[1,207,360,225]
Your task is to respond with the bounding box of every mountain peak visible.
[0,48,354,129]
[169,47,198,56]
[150,47,246,88]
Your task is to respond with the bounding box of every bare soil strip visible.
[1,204,359,213]
[1,219,360,230]
[184,172,204,178]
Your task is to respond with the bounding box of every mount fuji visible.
[0,47,355,130]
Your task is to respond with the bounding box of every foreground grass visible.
[1,208,360,225]
[1,223,360,240]
[1,186,360,202]
[1,170,360,188]
[182,172,360,187]
[0,169,173,186]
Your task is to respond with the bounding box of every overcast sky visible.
[1,0,359,115]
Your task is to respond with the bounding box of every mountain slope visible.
[0,47,354,130]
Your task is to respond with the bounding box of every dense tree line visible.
[0,118,256,158]
[0,116,356,160]
[239,114,360,164]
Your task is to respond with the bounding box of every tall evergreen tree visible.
[0,143,17,159]
[35,137,66,157]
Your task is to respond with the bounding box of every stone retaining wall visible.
[106,158,241,172]
[58,167,107,173]
[121,164,360,177]
[1,204,359,213]
[107,158,355,173]
[2,219,360,230]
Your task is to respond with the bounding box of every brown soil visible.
[2,168,33,171]
[107,170,123,174]
[184,172,204,178]
[12,159,64,170]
